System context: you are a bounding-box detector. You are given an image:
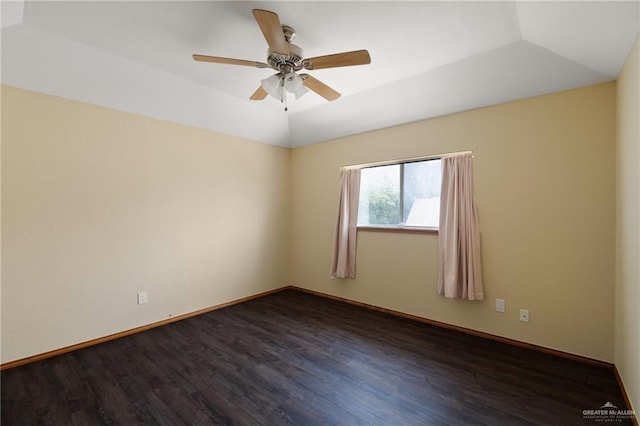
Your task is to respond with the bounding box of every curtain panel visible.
[330,168,361,279]
[437,154,484,300]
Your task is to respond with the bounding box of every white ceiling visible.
[2,1,639,147]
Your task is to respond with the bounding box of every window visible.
[357,158,441,229]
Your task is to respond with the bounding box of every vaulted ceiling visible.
[2,1,639,147]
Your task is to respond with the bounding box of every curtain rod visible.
[341,150,473,170]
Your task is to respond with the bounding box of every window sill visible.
[357,226,438,235]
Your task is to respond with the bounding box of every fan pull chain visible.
[280,78,288,111]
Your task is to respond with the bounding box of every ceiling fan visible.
[193,9,371,110]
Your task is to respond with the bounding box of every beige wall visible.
[615,34,639,413]
[0,79,622,367]
[1,86,291,363]
[291,82,617,362]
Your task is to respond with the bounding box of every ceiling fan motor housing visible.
[267,43,304,73]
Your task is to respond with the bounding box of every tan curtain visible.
[437,154,484,300]
[330,168,361,279]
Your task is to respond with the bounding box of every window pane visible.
[403,159,441,227]
[357,164,400,225]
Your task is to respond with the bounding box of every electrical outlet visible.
[495,299,505,313]
[519,309,529,322]
[137,291,148,305]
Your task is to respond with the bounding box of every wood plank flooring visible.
[1,289,633,425]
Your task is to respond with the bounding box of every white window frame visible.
[347,151,471,234]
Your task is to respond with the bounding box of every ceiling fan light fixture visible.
[260,74,283,99]
[293,86,309,100]
[262,72,308,103]
[283,72,304,92]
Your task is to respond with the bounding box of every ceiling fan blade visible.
[301,74,341,101]
[252,9,290,55]
[250,86,268,100]
[303,49,371,70]
[192,54,268,68]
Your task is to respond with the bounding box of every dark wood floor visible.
[2,289,632,425]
